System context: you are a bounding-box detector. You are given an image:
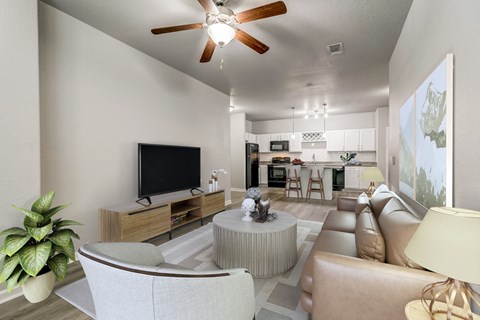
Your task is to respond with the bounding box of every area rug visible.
[56,219,322,320]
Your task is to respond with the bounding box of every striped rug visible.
[56,220,322,320]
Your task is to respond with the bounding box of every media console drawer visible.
[100,190,225,242]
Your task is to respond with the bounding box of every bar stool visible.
[284,165,303,198]
[306,166,325,199]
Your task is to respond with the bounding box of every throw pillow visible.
[372,184,390,197]
[355,192,371,218]
[355,207,385,262]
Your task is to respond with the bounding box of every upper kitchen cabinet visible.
[326,130,346,151]
[327,129,376,152]
[245,132,257,143]
[257,134,271,153]
[270,133,290,141]
[289,133,302,152]
[344,129,376,151]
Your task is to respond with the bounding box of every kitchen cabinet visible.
[289,133,302,152]
[345,167,371,189]
[257,134,271,153]
[259,165,268,185]
[270,133,290,141]
[326,130,345,151]
[359,128,376,151]
[344,129,376,151]
[245,132,257,143]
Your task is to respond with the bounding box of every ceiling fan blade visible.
[235,29,269,54]
[197,0,218,13]
[151,23,204,35]
[200,37,216,63]
[235,1,287,24]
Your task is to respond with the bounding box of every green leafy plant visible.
[0,191,81,292]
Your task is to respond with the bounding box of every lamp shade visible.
[405,207,480,284]
[360,167,385,182]
[207,23,235,47]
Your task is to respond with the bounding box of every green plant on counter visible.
[340,152,357,163]
[0,191,81,292]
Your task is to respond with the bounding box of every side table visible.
[405,300,480,320]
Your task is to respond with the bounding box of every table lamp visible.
[360,167,384,197]
[405,207,480,320]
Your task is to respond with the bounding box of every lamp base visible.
[422,278,480,320]
[365,182,376,197]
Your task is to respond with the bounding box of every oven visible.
[267,157,290,188]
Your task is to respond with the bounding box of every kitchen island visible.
[285,164,339,200]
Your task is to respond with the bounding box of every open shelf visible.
[171,215,201,230]
[171,204,201,216]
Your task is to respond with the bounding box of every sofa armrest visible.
[312,252,445,320]
[336,196,357,212]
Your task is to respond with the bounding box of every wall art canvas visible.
[398,54,453,208]
[399,95,415,198]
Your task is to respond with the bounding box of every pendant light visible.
[291,107,295,139]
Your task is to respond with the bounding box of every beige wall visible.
[389,0,480,210]
[0,0,40,302]
[375,107,389,182]
[230,113,246,190]
[39,3,231,246]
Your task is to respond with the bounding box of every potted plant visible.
[0,191,81,303]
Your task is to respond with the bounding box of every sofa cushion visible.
[370,191,395,218]
[301,230,357,294]
[355,192,371,218]
[378,208,423,269]
[355,207,385,262]
[322,210,357,233]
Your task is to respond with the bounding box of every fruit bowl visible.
[291,159,304,165]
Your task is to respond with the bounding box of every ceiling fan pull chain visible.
[220,47,225,70]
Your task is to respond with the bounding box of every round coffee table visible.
[212,209,297,277]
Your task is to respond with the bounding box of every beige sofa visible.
[301,186,446,320]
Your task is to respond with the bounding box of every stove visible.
[267,157,290,188]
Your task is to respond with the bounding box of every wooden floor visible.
[0,187,335,320]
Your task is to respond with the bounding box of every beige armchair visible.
[78,242,255,320]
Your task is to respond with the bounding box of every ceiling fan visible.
[151,0,287,63]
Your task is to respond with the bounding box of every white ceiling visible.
[40,0,412,121]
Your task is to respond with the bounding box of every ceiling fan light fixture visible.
[208,23,235,47]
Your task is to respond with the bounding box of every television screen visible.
[138,144,201,198]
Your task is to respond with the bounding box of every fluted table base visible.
[213,210,297,277]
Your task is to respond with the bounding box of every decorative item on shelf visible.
[405,207,480,320]
[360,167,385,197]
[210,169,228,192]
[241,198,256,221]
[0,191,81,303]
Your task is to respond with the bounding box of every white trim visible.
[0,287,23,304]
[446,53,454,207]
[224,200,232,206]
[230,188,246,192]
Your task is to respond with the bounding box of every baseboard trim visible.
[0,287,22,304]
[231,188,246,192]
[225,200,232,206]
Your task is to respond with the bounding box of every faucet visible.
[312,154,316,164]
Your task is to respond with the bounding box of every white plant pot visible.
[22,271,55,303]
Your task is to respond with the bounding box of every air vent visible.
[326,42,344,56]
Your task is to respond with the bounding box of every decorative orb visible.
[241,198,256,212]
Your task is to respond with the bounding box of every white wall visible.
[39,3,231,246]
[375,107,389,181]
[0,0,40,301]
[230,113,246,190]
[252,112,376,134]
[389,0,480,211]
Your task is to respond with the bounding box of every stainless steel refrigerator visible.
[246,143,259,189]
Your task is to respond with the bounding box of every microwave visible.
[270,140,289,152]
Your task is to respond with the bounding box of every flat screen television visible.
[138,143,201,200]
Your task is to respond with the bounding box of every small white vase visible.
[22,271,55,303]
